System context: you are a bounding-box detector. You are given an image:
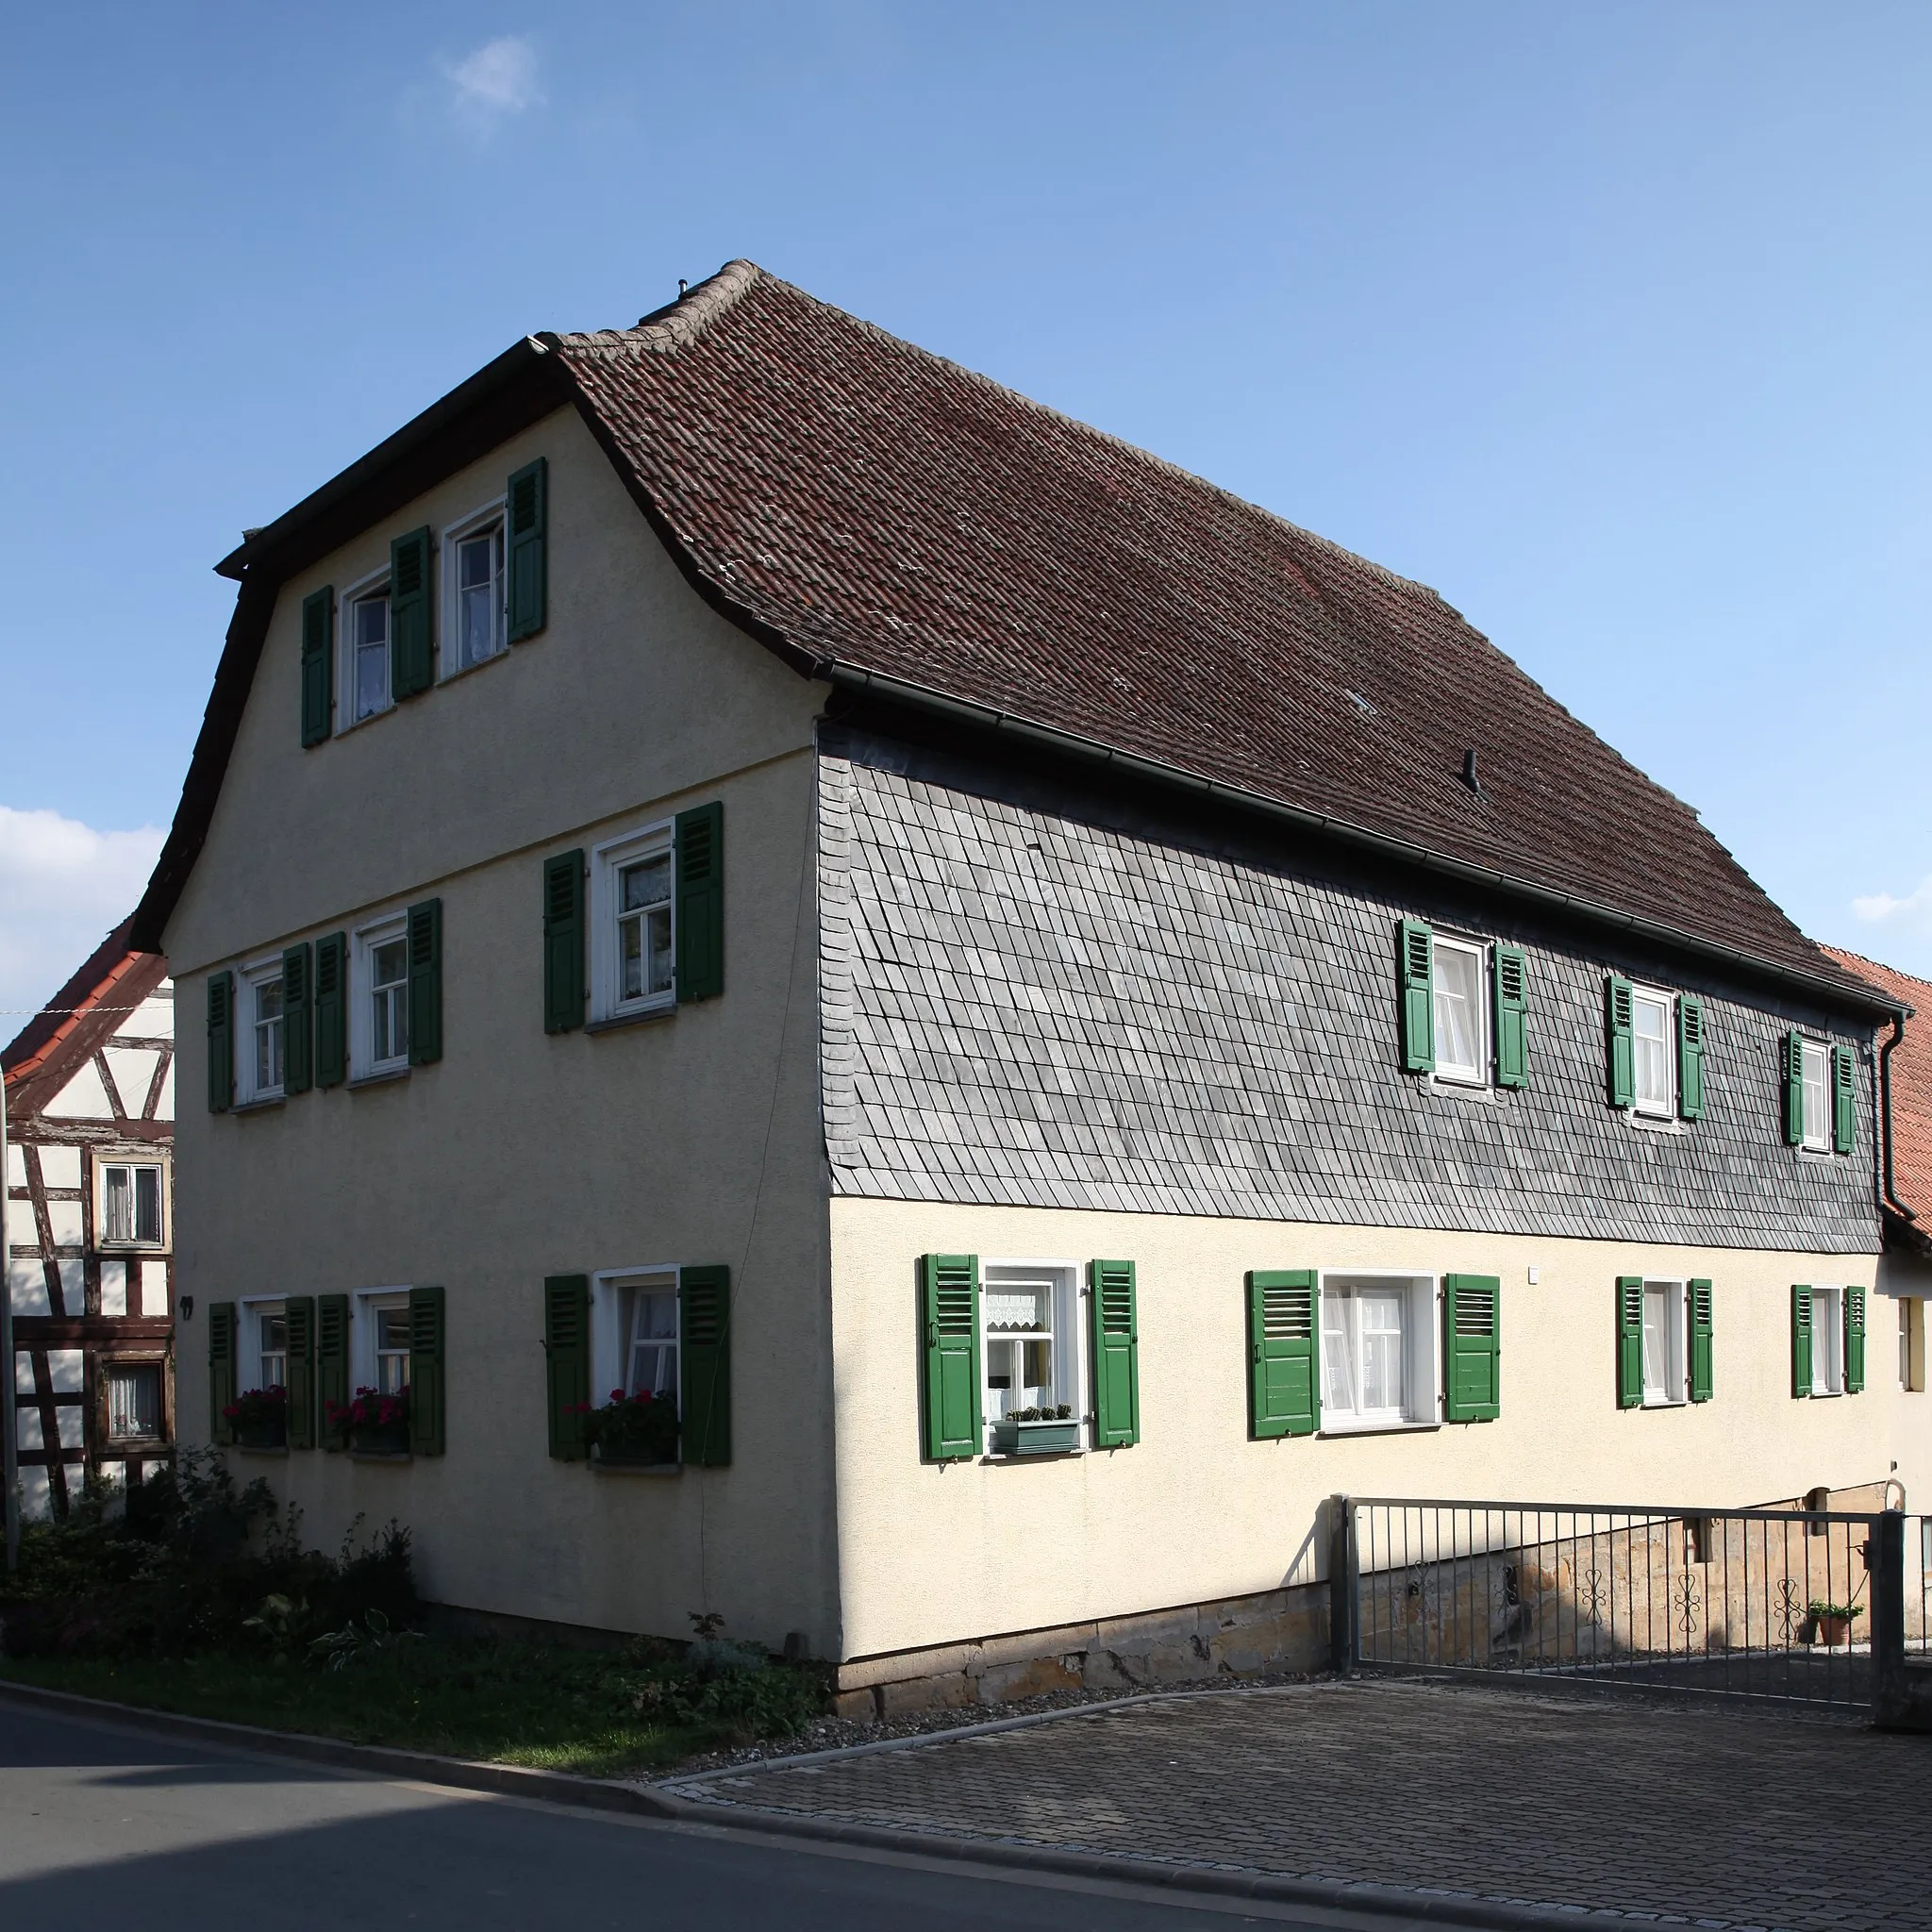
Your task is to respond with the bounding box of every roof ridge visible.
[563,258,765,356]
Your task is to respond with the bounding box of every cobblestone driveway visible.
[672,1679,1932,1930]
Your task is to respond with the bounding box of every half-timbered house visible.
[4,919,175,1518]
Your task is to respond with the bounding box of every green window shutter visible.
[1791,1285,1813,1397]
[1677,996,1706,1122]
[208,1300,237,1443]
[314,933,347,1087]
[507,458,547,642]
[1784,1031,1806,1145]
[1616,1276,1644,1408]
[317,1292,350,1441]
[1689,1279,1714,1403]
[543,850,586,1033]
[409,1284,446,1455]
[675,802,724,1003]
[389,526,434,698]
[679,1265,732,1467]
[407,898,442,1065]
[1606,977,1635,1108]
[921,1254,982,1460]
[1442,1275,1501,1422]
[1398,920,1434,1074]
[285,1296,316,1449]
[1492,946,1528,1089]
[300,586,334,747]
[1845,1286,1866,1394]
[1248,1270,1319,1438]
[1832,1045,1856,1156]
[206,971,234,1114]
[1089,1259,1140,1448]
[543,1274,591,1460]
[282,941,313,1095]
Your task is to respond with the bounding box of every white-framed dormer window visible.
[1801,1041,1832,1153]
[351,1288,412,1393]
[1320,1272,1441,1432]
[591,821,675,1023]
[1631,986,1675,1118]
[1431,936,1490,1087]
[441,499,507,675]
[351,913,410,1078]
[343,566,391,724]
[1641,1279,1687,1405]
[980,1259,1083,1441]
[591,1267,681,1403]
[235,958,285,1104]
[1811,1285,1845,1393]
[95,1152,168,1251]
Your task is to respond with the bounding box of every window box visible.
[991,1414,1081,1456]
[225,1387,288,1452]
[350,1422,410,1457]
[593,1441,678,1469]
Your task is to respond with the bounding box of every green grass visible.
[0,1641,800,1779]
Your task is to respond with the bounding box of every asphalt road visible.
[0,1700,1343,1929]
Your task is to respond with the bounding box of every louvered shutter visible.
[1248,1271,1319,1438]
[1791,1285,1813,1397]
[680,1265,731,1467]
[282,941,313,1095]
[1089,1259,1140,1448]
[1845,1286,1866,1394]
[1784,1032,1806,1145]
[314,934,347,1087]
[407,898,442,1065]
[208,1300,237,1443]
[317,1292,350,1441]
[389,526,434,697]
[1492,946,1528,1089]
[675,802,724,1003]
[1398,920,1434,1074]
[285,1296,316,1449]
[1689,1279,1713,1403]
[300,586,333,746]
[1677,996,1706,1121]
[1616,1276,1644,1408]
[409,1285,445,1455]
[206,972,234,1114]
[507,458,547,642]
[1443,1275,1501,1422]
[543,850,585,1033]
[1606,977,1635,1108]
[1832,1045,1856,1156]
[543,1274,591,1459]
[921,1254,981,1460]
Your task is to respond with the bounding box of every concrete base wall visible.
[831,1579,1330,1719]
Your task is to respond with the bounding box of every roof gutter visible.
[817,660,1909,1025]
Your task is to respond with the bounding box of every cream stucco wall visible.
[168,408,841,1653]
[829,1197,1927,1663]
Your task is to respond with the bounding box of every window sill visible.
[348,1066,411,1091]
[436,644,509,688]
[586,1003,677,1036]
[1318,1418,1441,1439]
[349,1450,413,1463]
[1426,1075,1494,1102]
[1808,1389,1844,1400]
[230,1096,285,1115]
[96,1243,171,1256]
[591,1459,682,1477]
[1796,1147,1840,1163]
[1625,1110,1684,1135]
[1641,1396,1688,1409]
[235,1444,289,1457]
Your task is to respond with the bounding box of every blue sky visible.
[3,2,1930,1011]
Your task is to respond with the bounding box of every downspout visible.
[1879,1011,1916,1225]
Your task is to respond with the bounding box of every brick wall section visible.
[818,736,1877,1254]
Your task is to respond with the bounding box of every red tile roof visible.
[3,917,169,1121]
[1821,946,1932,1221]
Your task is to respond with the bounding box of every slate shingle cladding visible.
[819,734,1878,1255]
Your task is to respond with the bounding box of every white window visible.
[352,1290,412,1393]
[1641,1279,1687,1405]
[592,1268,680,1402]
[1801,1041,1831,1152]
[442,503,506,675]
[106,1362,162,1441]
[1320,1273,1440,1430]
[235,960,285,1103]
[1901,1296,1924,1393]
[1432,937,1490,1086]
[257,1302,288,1392]
[591,823,675,1023]
[1812,1285,1844,1394]
[1631,988,1674,1117]
[980,1261,1081,1434]
[345,576,391,723]
[351,914,410,1077]
[97,1158,166,1249]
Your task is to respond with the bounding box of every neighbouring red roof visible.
[1822,946,1932,1219]
[3,918,169,1121]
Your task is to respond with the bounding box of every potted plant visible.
[325,1386,410,1456]
[990,1404,1082,1456]
[1807,1599,1863,1647]
[575,1389,680,1466]
[225,1386,287,1450]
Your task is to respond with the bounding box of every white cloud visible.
[441,36,543,131]
[1852,875,1932,928]
[0,808,164,1023]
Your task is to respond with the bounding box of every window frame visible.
[440,496,508,679]
[979,1257,1085,1449]
[235,1293,289,1395]
[1429,934,1491,1089]
[591,1265,683,1418]
[92,1148,170,1254]
[350,911,412,1080]
[1901,1295,1925,1393]
[1629,984,1676,1120]
[1800,1040,1832,1153]
[1810,1284,1845,1394]
[102,1354,169,1446]
[235,957,286,1106]
[590,819,677,1024]
[1316,1270,1443,1435]
[1639,1277,1688,1407]
[350,1287,412,1394]
[340,561,394,728]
